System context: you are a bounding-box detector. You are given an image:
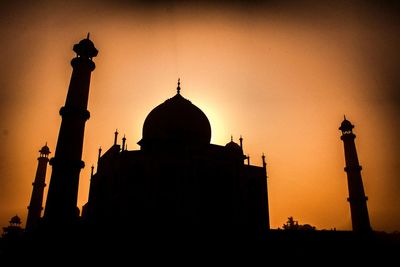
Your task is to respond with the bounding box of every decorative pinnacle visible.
[114,129,119,145]
[177,78,181,95]
[122,135,126,152]
[262,153,266,167]
[231,135,233,142]
[87,32,90,39]
[344,114,347,120]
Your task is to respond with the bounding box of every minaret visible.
[44,34,98,225]
[122,135,126,152]
[339,116,371,232]
[262,153,270,230]
[26,144,51,230]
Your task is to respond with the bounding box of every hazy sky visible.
[0,1,399,232]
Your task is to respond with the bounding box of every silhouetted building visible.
[44,34,98,225]
[339,116,371,232]
[82,80,270,239]
[33,37,269,239]
[26,144,50,231]
[2,215,23,239]
[282,216,316,231]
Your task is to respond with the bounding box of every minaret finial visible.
[98,146,102,160]
[97,146,102,171]
[122,134,126,152]
[239,135,243,149]
[262,153,266,168]
[87,32,90,40]
[114,129,118,145]
[177,78,181,95]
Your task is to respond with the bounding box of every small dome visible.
[73,35,98,58]
[40,144,51,155]
[225,141,241,152]
[140,93,211,149]
[10,215,21,225]
[339,118,354,132]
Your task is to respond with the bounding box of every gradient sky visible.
[0,1,399,232]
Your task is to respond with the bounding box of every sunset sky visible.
[0,1,399,232]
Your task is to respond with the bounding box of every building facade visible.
[83,83,270,239]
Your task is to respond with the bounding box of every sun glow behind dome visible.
[139,82,212,149]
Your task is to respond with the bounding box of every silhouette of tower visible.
[44,34,98,225]
[339,117,371,232]
[26,144,51,230]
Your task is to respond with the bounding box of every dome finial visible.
[87,32,90,40]
[344,114,347,120]
[177,78,181,95]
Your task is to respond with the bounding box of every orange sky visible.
[0,1,399,232]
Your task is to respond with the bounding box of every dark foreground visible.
[1,227,399,264]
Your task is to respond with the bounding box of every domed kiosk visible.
[139,80,211,150]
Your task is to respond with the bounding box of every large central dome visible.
[139,85,211,149]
